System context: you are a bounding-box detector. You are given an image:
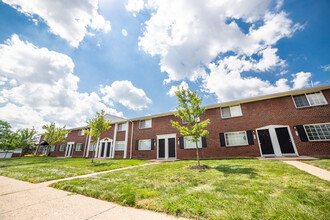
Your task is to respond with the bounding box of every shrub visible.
[24,154,35,157]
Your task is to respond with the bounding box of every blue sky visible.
[0,0,329,131]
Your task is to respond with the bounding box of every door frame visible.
[156,134,177,159]
[98,138,113,158]
[65,142,74,158]
[256,125,299,157]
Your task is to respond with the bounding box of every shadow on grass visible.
[91,162,112,167]
[214,164,258,178]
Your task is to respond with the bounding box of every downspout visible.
[130,120,134,159]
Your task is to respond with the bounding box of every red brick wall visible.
[131,89,330,159]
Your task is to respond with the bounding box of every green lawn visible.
[52,159,330,220]
[0,157,147,183]
[305,158,330,171]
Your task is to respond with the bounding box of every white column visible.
[85,134,91,157]
[269,128,282,156]
[123,121,129,159]
[112,124,118,159]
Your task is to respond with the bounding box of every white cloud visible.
[291,72,311,90]
[0,76,7,85]
[321,64,330,71]
[126,0,145,14]
[2,0,111,47]
[0,34,122,131]
[122,29,128,37]
[127,0,306,102]
[101,80,152,110]
[167,81,189,96]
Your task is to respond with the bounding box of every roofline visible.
[129,84,330,121]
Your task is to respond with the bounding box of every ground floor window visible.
[59,144,66,151]
[50,145,56,151]
[304,123,330,141]
[139,139,151,150]
[75,143,83,151]
[184,136,202,149]
[225,131,248,146]
[115,141,125,151]
[89,143,96,151]
[38,146,44,152]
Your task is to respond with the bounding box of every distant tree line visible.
[0,120,37,158]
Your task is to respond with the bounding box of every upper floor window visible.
[64,133,68,138]
[304,123,330,141]
[78,130,84,136]
[221,105,242,118]
[118,123,127,131]
[139,119,152,129]
[293,92,327,108]
[182,117,200,124]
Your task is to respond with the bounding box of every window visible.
[221,105,242,118]
[64,133,68,138]
[184,136,202,149]
[139,119,152,129]
[38,146,44,152]
[304,123,330,141]
[75,143,83,151]
[78,130,84,136]
[182,117,200,124]
[139,139,151,150]
[115,141,125,151]
[118,123,126,131]
[59,144,66,151]
[225,131,248,146]
[50,145,56,152]
[89,143,96,151]
[293,92,327,108]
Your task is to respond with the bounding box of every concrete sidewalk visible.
[0,176,186,220]
[284,161,330,181]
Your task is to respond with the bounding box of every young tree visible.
[0,120,11,139]
[83,110,111,163]
[0,131,19,158]
[18,128,38,155]
[42,123,70,157]
[171,86,210,167]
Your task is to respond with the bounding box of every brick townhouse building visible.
[38,84,330,159]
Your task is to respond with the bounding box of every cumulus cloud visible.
[128,0,306,101]
[0,35,122,131]
[321,64,330,71]
[167,81,189,96]
[291,72,311,90]
[101,80,152,110]
[2,0,111,47]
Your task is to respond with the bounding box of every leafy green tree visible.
[41,123,70,157]
[0,131,19,158]
[0,120,11,139]
[171,86,210,167]
[18,128,38,155]
[83,110,111,163]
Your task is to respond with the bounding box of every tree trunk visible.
[195,141,200,167]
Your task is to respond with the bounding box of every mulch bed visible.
[187,165,209,170]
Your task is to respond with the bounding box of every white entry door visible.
[65,142,74,157]
[98,138,113,158]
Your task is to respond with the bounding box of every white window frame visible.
[89,143,96,151]
[182,117,200,124]
[138,139,152,150]
[59,144,66,152]
[184,136,202,149]
[303,122,330,141]
[139,119,152,129]
[220,105,243,119]
[50,145,56,152]
[78,130,84,136]
[115,141,125,151]
[75,143,83,151]
[292,91,327,108]
[224,131,248,147]
[118,123,126,132]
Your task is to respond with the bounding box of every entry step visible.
[257,156,319,161]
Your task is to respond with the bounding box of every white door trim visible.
[65,142,74,157]
[256,125,299,157]
[98,138,113,158]
[156,133,177,159]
